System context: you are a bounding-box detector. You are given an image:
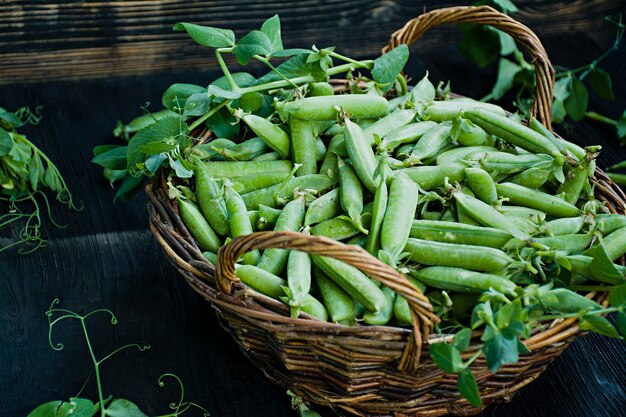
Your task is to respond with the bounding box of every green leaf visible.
[457,369,483,408]
[552,99,567,124]
[579,314,621,338]
[583,242,625,285]
[429,343,463,373]
[93,144,120,157]
[183,92,211,116]
[239,91,265,112]
[144,153,167,174]
[260,14,283,54]
[459,25,501,68]
[105,399,148,417]
[29,152,41,191]
[496,29,517,55]
[210,72,257,91]
[488,58,522,100]
[493,0,518,13]
[588,68,614,100]
[207,85,242,100]
[564,77,588,121]
[168,156,193,178]
[371,44,409,92]
[609,284,626,307]
[162,83,205,113]
[272,48,312,58]
[553,77,571,101]
[409,72,435,103]
[234,30,272,64]
[68,398,97,417]
[205,107,240,140]
[27,401,74,417]
[91,146,128,170]
[254,53,327,85]
[453,328,472,352]
[114,173,145,202]
[138,141,176,155]
[103,168,127,185]
[127,117,184,174]
[482,332,519,373]
[616,109,626,139]
[517,339,531,354]
[172,22,235,48]
[0,127,12,156]
[496,299,523,330]
[9,139,32,163]
[615,311,626,337]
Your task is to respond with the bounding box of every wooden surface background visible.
[1,1,626,417]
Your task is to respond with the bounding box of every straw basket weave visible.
[147,6,626,416]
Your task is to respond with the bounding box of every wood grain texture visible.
[1,0,623,83]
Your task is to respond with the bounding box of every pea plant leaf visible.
[207,84,243,100]
[210,72,257,91]
[482,332,519,373]
[260,14,284,54]
[485,58,522,101]
[616,311,626,338]
[582,241,625,284]
[205,107,240,139]
[579,315,621,338]
[0,127,12,156]
[429,343,463,373]
[371,44,409,92]
[564,77,589,121]
[183,92,212,117]
[105,399,149,417]
[234,30,273,64]
[172,22,235,48]
[27,401,75,417]
[588,67,614,100]
[271,48,312,58]
[114,172,145,202]
[457,369,483,408]
[458,24,501,68]
[409,72,436,103]
[91,146,128,170]
[608,283,626,307]
[162,83,206,113]
[452,327,472,352]
[127,116,185,174]
[493,0,518,13]
[616,109,626,139]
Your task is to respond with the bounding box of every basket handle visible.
[216,230,440,371]
[384,5,555,130]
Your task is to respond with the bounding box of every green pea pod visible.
[298,294,328,321]
[435,145,497,165]
[508,163,553,189]
[242,114,290,158]
[404,122,452,166]
[451,117,495,147]
[241,174,334,209]
[256,196,306,275]
[363,286,396,325]
[496,182,580,217]
[528,116,568,155]
[213,136,268,161]
[410,220,511,248]
[287,249,312,317]
[400,163,466,190]
[230,172,289,194]
[557,159,590,205]
[193,162,230,236]
[310,216,360,241]
[282,94,389,121]
[422,100,506,122]
[315,136,327,162]
[258,204,282,225]
[378,121,437,152]
[343,119,379,192]
[453,190,530,240]
[192,139,237,160]
[465,167,497,205]
[413,266,517,296]
[347,233,368,248]
[290,117,318,176]
[595,214,626,235]
[539,288,602,313]
[545,216,586,236]
[314,266,355,323]
[324,123,344,137]
[365,167,388,256]
[393,275,426,325]
[497,205,546,224]
[312,255,387,313]
[463,109,562,159]
[200,160,293,178]
[309,82,334,97]
[225,186,260,265]
[248,210,260,228]
[304,188,342,226]
[365,109,417,144]
[178,198,222,253]
[405,238,513,272]
[467,151,554,176]
[338,158,367,234]
[379,175,418,266]
[603,226,626,261]
[534,234,593,252]
[251,151,281,161]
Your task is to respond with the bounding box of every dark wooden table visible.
[1,2,625,416]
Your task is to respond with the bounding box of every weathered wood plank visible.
[1,0,623,83]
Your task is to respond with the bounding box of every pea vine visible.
[27,299,210,417]
[0,107,81,253]
[92,15,409,201]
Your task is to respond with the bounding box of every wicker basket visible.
[147,6,626,416]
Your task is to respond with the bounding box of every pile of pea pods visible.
[178,75,626,327]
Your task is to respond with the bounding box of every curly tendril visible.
[157,373,210,417]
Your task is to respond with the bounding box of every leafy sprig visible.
[28,299,209,417]
[1,106,81,253]
[93,15,409,200]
